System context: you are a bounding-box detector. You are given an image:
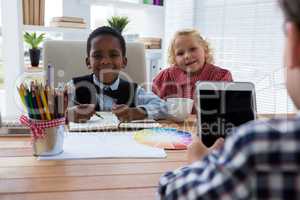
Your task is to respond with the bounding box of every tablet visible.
[196,81,256,147]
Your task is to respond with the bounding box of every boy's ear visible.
[286,22,300,69]
[122,57,128,69]
[85,57,91,69]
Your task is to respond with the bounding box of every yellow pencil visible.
[17,85,26,110]
[40,85,52,120]
[35,86,46,120]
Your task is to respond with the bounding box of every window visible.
[164,0,292,114]
[195,0,293,114]
[0,0,4,115]
[44,0,62,26]
[90,3,164,37]
[0,0,3,90]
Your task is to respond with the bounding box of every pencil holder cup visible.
[19,115,65,156]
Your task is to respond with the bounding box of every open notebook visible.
[68,112,161,132]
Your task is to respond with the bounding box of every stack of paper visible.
[38,132,166,160]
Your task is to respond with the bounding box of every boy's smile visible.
[86,35,127,84]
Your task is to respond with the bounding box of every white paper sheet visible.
[68,112,160,132]
[38,131,166,160]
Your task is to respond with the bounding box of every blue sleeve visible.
[135,86,168,119]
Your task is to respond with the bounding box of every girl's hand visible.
[67,104,96,123]
[112,104,147,122]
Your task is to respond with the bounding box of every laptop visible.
[196,81,256,147]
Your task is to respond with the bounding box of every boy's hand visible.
[67,104,96,123]
[187,135,224,164]
[112,104,147,122]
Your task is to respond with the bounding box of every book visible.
[52,16,85,23]
[28,0,34,25]
[143,43,161,49]
[49,21,87,29]
[139,37,162,42]
[68,112,161,132]
[23,0,30,25]
[33,0,40,25]
[139,37,162,49]
[143,0,151,4]
[39,0,45,25]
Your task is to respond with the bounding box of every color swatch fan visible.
[134,128,192,150]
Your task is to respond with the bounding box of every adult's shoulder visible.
[226,116,300,155]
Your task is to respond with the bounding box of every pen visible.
[95,112,104,119]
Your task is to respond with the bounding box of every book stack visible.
[23,0,45,25]
[139,37,162,49]
[143,0,164,6]
[49,17,87,29]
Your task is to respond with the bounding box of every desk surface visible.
[0,117,198,200]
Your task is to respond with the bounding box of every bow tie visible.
[102,87,114,96]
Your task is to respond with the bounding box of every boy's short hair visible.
[86,26,126,57]
[279,0,300,28]
[168,28,214,65]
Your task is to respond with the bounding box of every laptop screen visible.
[198,90,255,147]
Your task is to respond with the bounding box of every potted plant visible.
[23,32,45,67]
[107,16,130,33]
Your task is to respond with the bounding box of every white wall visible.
[117,7,164,38]
[62,0,91,40]
[1,0,24,117]
[163,0,195,67]
[91,4,164,38]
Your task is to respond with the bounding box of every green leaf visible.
[23,32,45,49]
[107,16,130,33]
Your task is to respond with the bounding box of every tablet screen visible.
[199,90,255,147]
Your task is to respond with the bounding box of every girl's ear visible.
[122,57,128,69]
[86,57,91,69]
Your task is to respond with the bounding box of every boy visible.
[158,0,300,199]
[67,26,167,122]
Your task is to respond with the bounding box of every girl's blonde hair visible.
[168,28,214,65]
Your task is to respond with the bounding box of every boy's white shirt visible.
[68,74,168,119]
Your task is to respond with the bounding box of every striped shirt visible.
[158,116,300,199]
[152,63,232,113]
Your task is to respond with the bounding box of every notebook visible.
[38,132,167,160]
[68,112,161,132]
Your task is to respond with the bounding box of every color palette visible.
[134,128,192,150]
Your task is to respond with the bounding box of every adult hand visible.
[67,104,95,123]
[187,135,224,164]
[112,104,147,122]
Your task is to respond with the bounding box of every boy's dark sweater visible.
[72,74,138,111]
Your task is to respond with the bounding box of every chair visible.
[42,40,147,87]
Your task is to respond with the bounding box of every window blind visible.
[194,0,294,114]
